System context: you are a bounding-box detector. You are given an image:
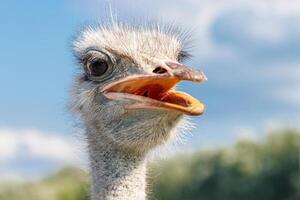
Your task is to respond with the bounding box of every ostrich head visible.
[72,23,206,154]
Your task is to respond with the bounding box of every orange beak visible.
[101,62,207,116]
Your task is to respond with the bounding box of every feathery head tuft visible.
[73,22,191,66]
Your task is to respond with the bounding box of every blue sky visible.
[1,0,300,180]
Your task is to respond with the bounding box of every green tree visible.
[150,130,300,200]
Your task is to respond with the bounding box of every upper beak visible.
[102,61,207,116]
[163,61,207,83]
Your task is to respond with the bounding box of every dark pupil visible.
[89,60,108,76]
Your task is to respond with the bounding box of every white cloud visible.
[22,130,76,161]
[262,63,300,79]
[0,130,18,159]
[233,126,259,142]
[0,128,88,181]
[273,86,300,105]
[0,128,84,163]
[263,118,300,131]
[260,63,300,105]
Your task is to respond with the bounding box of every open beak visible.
[101,62,207,116]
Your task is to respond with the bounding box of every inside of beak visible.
[105,76,180,98]
[102,74,206,115]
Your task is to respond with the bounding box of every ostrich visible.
[71,22,207,200]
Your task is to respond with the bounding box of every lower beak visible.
[101,64,207,116]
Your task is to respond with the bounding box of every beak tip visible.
[202,73,208,82]
[195,72,207,83]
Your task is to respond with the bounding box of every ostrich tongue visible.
[102,74,206,116]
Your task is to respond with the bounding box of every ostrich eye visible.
[88,60,108,77]
[83,49,114,81]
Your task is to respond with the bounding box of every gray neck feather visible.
[87,128,147,200]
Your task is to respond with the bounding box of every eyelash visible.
[178,51,190,62]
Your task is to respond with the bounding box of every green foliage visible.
[0,130,299,200]
[150,130,300,200]
[0,167,90,200]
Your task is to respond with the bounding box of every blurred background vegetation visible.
[1,129,299,200]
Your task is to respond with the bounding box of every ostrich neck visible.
[87,129,147,200]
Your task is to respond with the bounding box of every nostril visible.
[153,67,168,74]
